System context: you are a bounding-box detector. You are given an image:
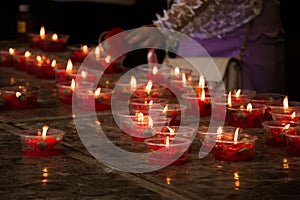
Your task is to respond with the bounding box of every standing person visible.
[125,0,285,93]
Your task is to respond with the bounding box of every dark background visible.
[1,0,299,101]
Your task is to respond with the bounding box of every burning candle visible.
[182,88,212,116]
[0,85,39,109]
[42,32,69,52]
[262,120,299,147]
[269,107,300,122]
[70,44,93,63]
[226,103,266,128]
[212,127,258,161]
[54,58,76,83]
[198,126,238,155]
[130,80,167,99]
[74,86,112,111]
[56,79,76,104]
[285,127,300,157]
[19,125,65,156]
[266,96,300,121]
[0,48,22,67]
[144,136,191,166]
[34,56,61,80]
[27,26,47,48]
[13,50,32,71]
[117,112,170,140]
[150,103,187,126]
[129,97,169,115]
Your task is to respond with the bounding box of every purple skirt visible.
[177,0,285,93]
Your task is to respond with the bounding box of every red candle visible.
[144,137,191,166]
[211,94,251,122]
[34,57,62,80]
[262,120,298,147]
[226,103,266,128]
[129,97,168,115]
[0,85,39,109]
[75,87,112,111]
[212,128,257,161]
[19,126,65,156]
[0,48,22,67]
[264,96,300,120]
[285,128,300,157]
[13,50,32,71]
[56,79,76,104]
[150,103,187,126]
[27,26,47,48]
[269,107,300,122]
[41,33,69,52]
[182,90,212,116]
[54,58,77,83]
[198,126,238,155]
[70,44,93,63]
[137,65,169,82]
[117,112,170,141]
[130,80,166,99]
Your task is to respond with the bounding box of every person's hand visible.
[125,25,166,49]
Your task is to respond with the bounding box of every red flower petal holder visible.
[19,126,65,156]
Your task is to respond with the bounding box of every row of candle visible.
[3,47,300,164]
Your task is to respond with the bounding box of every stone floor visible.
[1,41,300,200]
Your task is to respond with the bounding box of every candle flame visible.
[137,112,144,122]
[291,112,296,119]
[145,80,153,95]
[105,55,111,63]
[95,46,101,58]
[182,73,187,87]
[8,48,15,55]
[36,55,42,64]
[81,45,88,54]
[42,125,49,140]
[199,74,205,88]
[40,26,46,39]
[246,103,252,112]
[130,76,137,90]
[24,51,31,58]
[152,66,158,75]
[15,92,22,98]
[166,126,175,136]
[235,89,241,97]
[283,96,289,111]
[233,127,239,145]
[81,71,87,79]
[163,104,168,113]
[51,60,56,68]
[66,58,73,72]
[228,91,232,107]
[71,79,75,90]
[174,67,180,75]
[166,136,170,150]
[217,126,223,138]
[283,124,290,130]
[51,33,58,41]
[94,87,101,97]
[148,116,153,128]
[200,88,205,101]
[148,100,153,106]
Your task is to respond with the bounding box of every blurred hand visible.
[125,26,166,49]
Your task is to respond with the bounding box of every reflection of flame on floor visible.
[42,167,49,186]
[234,172,240,191]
